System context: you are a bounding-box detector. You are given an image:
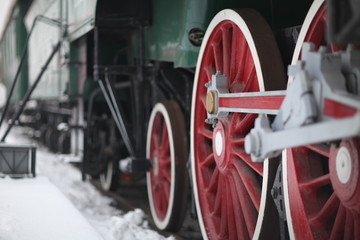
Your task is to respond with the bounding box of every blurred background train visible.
[0,0,358,239]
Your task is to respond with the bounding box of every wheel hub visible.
[335,146,352,184]
[212,121,229,172]
[330,138,360,211]
[153,154,159,176]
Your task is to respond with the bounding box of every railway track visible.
[90,179,202,240]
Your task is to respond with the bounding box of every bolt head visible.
[206,91,217,114]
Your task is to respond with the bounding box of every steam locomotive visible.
[1,0,359,239]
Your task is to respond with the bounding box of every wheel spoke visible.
[225,176,237,240]
[163,182,170,204]
[229,26,238,81]
[306,144,330,157]
[219,178,228,238]
[309,193,339,225]
[154,184,161,204]
[159,188,166,212]
[212,43,223,72]
[161,121,168,145]
[160,168,171,182]
[329,205,346,240]
[344,209,354,240]
[205,66,215,82]
[232,32,247,83]
[228,173,250,239]
[198,127,213,139]
[299,174,331,191]
[159,156,171,167]
[233,159,261,211]
[230,167,257,236]
[233,150,263,176]
[354,213,360,239]
[152,133,160,150]
[201,153,215,167]
[232,137,245,146]
[222,27,231,76]
[161,138,170,155]
[232,113,257,136]
[212,174,223,215]
[207,167,219,193]
[242,66,256,92]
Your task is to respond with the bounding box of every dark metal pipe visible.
[1,41,62,142]
[104,74,134,156]
[0,19,38,130]
[132,26,145,155]
[0,15,64,133]
[82,81,131,178]
[98,76,135,157]
[93,27,99,81]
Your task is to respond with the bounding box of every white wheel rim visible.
[190,9,269,240]
[288,0,324,84]
[282,150,296,240]
[146,103,176,230]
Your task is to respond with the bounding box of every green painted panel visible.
[140,0,312,67]
[141,0,250,67]
[25,0,65,100]
[0,1,31,101]
[68,42,79,98]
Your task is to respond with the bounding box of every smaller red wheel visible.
[146,101,188,231]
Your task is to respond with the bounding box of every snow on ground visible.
[0,177,103,240]
[2,127,173,240]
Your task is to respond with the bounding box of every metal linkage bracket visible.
[245,43,360,162]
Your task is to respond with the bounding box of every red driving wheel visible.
[284,1,360,239]
[191,9,286,240]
